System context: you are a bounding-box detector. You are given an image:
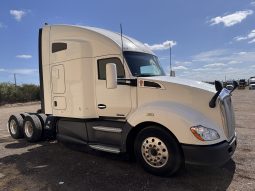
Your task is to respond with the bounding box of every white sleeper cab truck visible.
[249,77,255,90]
[8,25,237,176]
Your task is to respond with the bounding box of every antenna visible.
[120,24,125,65]
[169,43,172,76]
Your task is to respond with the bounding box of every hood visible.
[139,76,216,93]
[136,76,223,136]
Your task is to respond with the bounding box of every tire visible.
[8,114,24,139]
[23,115,42,142]
[134,126,183,176]
[20,112,30,119]
[36,113,47,127]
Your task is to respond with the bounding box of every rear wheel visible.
[23,115,42,142]
[20,112,30,119]
[36,113,47,127]
[134,126,183,176]
[8,114,24,139]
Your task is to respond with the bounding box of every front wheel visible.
[134,126,183,176]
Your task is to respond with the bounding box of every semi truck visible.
[8,25,237,176]
[238,79,246,89]
[249,77,255,90]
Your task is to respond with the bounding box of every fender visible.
[127,101,226,145]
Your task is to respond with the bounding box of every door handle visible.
[98,104,106,109]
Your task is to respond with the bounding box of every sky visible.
[0,0,255,84]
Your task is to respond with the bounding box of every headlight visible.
[190,125,220,141]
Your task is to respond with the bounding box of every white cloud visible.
[192,50,255,64]
[192,68,209,72]
[237,51,247,55]
[178,50,255,81]
[209,10,253,27]
[228,60,242,65]
[234,29,255,43]
[0,68,37,75]
[192,49,228,62]
[175,61,192,65]
[16,54,32,59]
[10,10,26,21]
[204,63,225,68]
[12,69,37,75]
[248,38,255,43]
[145,40,177,51]
[172,66,188,70]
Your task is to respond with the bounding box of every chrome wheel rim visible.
[10,119,18,135]
[24,121,33,138]
[141,137,169,168]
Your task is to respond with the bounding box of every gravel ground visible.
[0,89,254,191]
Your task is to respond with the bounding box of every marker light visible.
[190,125,220,141]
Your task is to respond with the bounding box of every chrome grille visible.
[219,95,235,140]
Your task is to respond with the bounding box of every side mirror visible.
[215,81,223,91]
[106,63,117,89]
[209,81,223,108]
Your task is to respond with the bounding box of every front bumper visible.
[181,135,237,166]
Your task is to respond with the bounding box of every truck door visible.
[51,64,67,112]
[96,57,132,117]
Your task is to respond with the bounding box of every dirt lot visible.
[0,89,254,191]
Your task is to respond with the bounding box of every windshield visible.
[124,51,165,77]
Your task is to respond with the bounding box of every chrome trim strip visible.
[219,94,235,141]
[92,126,122,133]
[89,144,120,153]
[229,134,236,145]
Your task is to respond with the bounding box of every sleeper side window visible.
[97,58,125,80]
[52,42,67,53]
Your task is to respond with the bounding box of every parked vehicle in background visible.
[249,77,255,90]
[7,24,238,176]
[238,79,246,89]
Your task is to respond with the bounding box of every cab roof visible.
[48,24,155,55]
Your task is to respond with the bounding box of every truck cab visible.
[249,77,255,90]
[8,25,237,176]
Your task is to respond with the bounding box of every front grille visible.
[219,95,235,140]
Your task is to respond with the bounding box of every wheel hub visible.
[141,137,169,168]
[149,148,158,156]
[24,121,33,138]
[10,119,17,134]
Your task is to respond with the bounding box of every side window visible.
[52,42,67,53]
[97,58,125,80]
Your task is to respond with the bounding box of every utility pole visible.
[169,43,175,77]
[14,73,17,88]
[14,73,17,101]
